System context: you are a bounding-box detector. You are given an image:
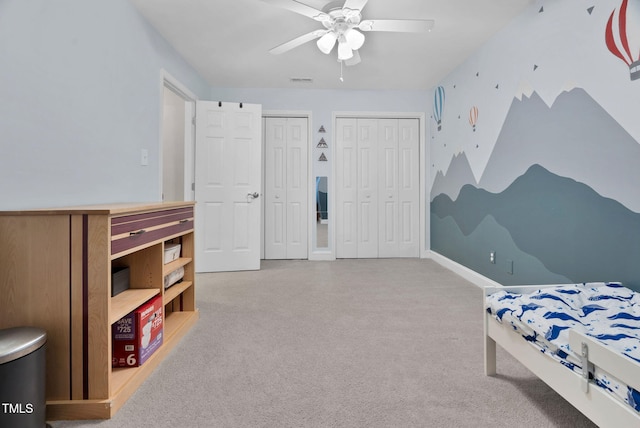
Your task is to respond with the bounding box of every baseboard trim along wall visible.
[428,251,503,289]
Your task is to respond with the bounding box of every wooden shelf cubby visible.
[0,202,198,420]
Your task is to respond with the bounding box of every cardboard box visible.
[112,294,163,367]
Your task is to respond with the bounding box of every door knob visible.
[248,192,260,199]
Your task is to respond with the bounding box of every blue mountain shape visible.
[431,212,571,286]
[432,164,640,289]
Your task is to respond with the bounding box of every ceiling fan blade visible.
[359,19,435,33]
[261,0,328,22]
[344,50,361,66]
[343,0,369,13]
[269,30,326,55]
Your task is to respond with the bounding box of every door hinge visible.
[191,116,196,126]
[191,182,195,191]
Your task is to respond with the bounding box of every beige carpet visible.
[50,259,596,427]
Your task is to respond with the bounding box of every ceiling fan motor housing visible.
[321,8,362,34]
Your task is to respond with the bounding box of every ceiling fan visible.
[262,0,435,66]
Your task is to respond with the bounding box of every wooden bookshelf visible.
[0,202,198,420]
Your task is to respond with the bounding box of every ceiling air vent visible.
[290,77,314,83]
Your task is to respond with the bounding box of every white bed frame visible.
[484,284,640,427]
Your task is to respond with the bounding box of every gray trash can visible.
[0,327,47,428]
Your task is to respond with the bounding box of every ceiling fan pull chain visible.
[340,60,344,82]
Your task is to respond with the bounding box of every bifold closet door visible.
[336,118,358,258]
[336,117,419,258]
[378,119,419,258]
[264,117,308,259]
[356,118,379,258]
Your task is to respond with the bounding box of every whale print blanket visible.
[486,282,640,412]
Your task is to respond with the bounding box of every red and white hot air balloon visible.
[469,106,478,132]
[605,0,640,80]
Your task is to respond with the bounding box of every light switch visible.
[140,149,148,166]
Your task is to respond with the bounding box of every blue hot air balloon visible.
[433,86,445,131]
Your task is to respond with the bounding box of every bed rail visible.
[483,283,640,427]
[569,330,640,393]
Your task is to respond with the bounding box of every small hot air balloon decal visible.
[469,106,479,132]
[605,0,640,80]
[433,86,445,131]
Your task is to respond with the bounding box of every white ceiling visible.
[129,0,533,90]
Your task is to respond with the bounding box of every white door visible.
[379,119,420,257]
[336,118,358,258]
[336,117,420,258]
[264,117,308,259]
[195,101,262,272]
[356,119,379,258]
[378,118,398,258]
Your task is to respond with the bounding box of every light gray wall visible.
[0,0,209,210]
[211,86,431,253]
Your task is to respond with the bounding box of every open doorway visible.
[161,71,197,202]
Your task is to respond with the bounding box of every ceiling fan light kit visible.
[317,32,337,54]
[337,36,353,60]
[264,0,434,67]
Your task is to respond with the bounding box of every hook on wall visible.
[239,102,243,108]
[218,101,222,107]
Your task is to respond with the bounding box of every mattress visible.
[486,282,640,412]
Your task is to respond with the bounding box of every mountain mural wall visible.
[432,88,640,213]
[431,88,640,291]
[432,164,640,288]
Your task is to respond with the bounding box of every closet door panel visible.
[378,119,399,258]
[397,118,420,257]
[264,118,287,259]
[285,118,308,259]
[356,119,378,258]
[336,118,359,258]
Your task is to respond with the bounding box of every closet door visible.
[378,119,399,258]
[286,118,308,259]
[336,117,419,258]
[356,119,379,258]
[336,118,359,258]
[397,119,419,257]
[264,117,308,259]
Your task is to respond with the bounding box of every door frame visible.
[261,110,313,260]
[159,69,198,202]
[332,111,429,258]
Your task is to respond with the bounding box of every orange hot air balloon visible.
[469,106,478,132]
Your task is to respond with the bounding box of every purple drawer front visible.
[111,207,193,236]
[111,207,193,256]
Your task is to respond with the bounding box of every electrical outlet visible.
[140,149,149,166]
[490,251,496,264]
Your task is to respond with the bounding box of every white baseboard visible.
[428,251,503,289]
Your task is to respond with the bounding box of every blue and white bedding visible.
[486,282,640,412]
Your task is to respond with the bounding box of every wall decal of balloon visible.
[433,86,445,131]
[605,0,640,80]
[469,106,479,132]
